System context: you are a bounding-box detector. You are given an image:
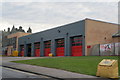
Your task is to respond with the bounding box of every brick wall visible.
[7,32,31,55]
[85,19,118,55]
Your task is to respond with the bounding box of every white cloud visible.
[1,2,118,33]
[1,0,119,2]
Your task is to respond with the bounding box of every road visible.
[1,66,55,79]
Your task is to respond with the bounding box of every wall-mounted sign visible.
[100,43,113,52]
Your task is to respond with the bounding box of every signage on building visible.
[100,43,113,52]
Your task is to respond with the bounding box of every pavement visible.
[2,57,112,80]
[2,67,50,78]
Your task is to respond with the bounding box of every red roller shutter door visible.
[71,36,82,56]
[20,45,24,56]
[56,39,64,56]
[34,42,40,57]
[44,41,51,56]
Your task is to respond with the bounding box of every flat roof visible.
[112,30,120,37]
[20,18,118,38]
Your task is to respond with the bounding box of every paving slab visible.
[2,57,41,62]
[3,62,98,78]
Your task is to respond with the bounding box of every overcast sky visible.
[0,1,119,33]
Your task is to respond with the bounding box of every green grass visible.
[12,56,119,76]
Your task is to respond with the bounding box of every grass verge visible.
[12,56,119,76]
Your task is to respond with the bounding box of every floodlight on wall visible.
[41,37,43,40]
[104,37,106,40]
[58,30,60,33]
[84,36,85,38]
[66,33,69,35]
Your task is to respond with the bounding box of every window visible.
[34,42,40,49]
[44,41,51,48]
[56,39,64,47]
[71,36,82,46]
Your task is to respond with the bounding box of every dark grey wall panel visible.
[18,20,85,56]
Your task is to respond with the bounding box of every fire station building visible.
[18,18,118,57]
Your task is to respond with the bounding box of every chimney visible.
[8,27,10,32]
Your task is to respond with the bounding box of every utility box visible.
[49,53,53,57]
[96,59,118,78]
[12,50,18,57]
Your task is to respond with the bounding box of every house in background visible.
[2,26,32,56]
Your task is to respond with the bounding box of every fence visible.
[90,42,120,56]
